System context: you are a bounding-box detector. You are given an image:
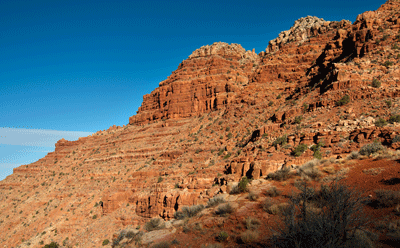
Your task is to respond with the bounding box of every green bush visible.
[383,60,393,68]
[375,118,387,127]
[292,144,308,157]
[393,135,400,143]
[102,239,109,246]
[238,176,249,192]
[336,95,350,106]
[359,142,385,156]
[371,78,381,88]
[217,231,229,242]
[294,116,303,124]
[174,204,204,219]
[388,115,400,123]
[273,135,287,147]
[43,242,59,248]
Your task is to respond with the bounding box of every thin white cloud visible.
[0,128,93,147]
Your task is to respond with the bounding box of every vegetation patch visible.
[336,95,350,106]
[359,142,385,156]
[145,218,166,231]
[174,204,204,219]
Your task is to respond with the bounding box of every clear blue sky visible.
[0,0,385,180]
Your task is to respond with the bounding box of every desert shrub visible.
[145,218,165,231]
[292,144,308,157]
[216,203,234,216]
[240,230,259,243]
[264,186,282,197]
[371,78,381,88]
[266,203,289,215]
[267,166,292,181]
[238,176,250,192]
[217,231,229,242]
[230,177,250,194]
[383,60,393,68]
[375,118,387,127]
[313,150,322,159]
[297,159,322,180]
[245,217,261,230]
[393,135,400,143]
[273,135,287,147]
[336,95,350,106]
[201,244,223,248]
[271,181,373,248]
[385,100,392,107]
[247,191,259,201]
[294,116,302,124]
[151,241,170,248]
[389,114,400,123]
[102,239,109,246]
[359,142,385,156]
[261,198,276,212]
[206,196,226,208]
[174,204,204,219]
[43,242,59,248]
[347,151,360,160]
[374,189,400,208]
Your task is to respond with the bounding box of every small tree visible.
[271,181,373,248]
[371,78,381,88]
[336,95,350,106]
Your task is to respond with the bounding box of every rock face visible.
[265,16,350,54]
[129,42,259,125]
[1,1,400,247]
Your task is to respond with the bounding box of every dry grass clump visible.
[247,191,259,201]
[206,196,226,208]
[240,230,259,243]
[215,203,234,216]
[264,186,282,197]
[174,204,204,219]
[112,229,143,247]
[151,241,171,248]
[362,168,385,176]
[261,198,288,215]
[322,167,350,183]
[347,151,360,160]
[267,166,293,181]
[200,244,223,248]
[297,159,322,180]
[245,217,261,230]
[145,218,166,231]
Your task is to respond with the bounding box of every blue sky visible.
[0,0,385,180]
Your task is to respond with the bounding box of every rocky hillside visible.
[1,1,400,247]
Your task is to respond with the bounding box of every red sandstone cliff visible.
[1,1,400,247]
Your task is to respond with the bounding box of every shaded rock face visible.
[130,42,259,125]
